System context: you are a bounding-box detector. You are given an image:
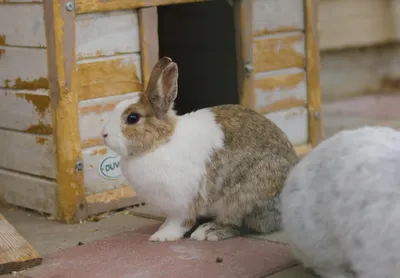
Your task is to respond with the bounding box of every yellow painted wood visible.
[305,0,323,147]
[43,1,87,223]
[75,0,210,14]
[0,213,42,275]
[234,0,254,109]
[138,7,159,90]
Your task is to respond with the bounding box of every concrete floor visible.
[2,94,400,277]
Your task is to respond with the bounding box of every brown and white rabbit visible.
[101,57,298,242]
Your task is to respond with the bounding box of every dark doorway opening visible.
[157,0,239,115]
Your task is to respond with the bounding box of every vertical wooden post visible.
[234,0,255,109]
[305,0,323,147]
[43,0,87,223]
[139,7,160,90]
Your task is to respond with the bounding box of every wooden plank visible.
[234,0,254,109]
[265,107,309,146]
[78,92,140,148]
[0,4,45,48]
[75,0,210,14]
[253,0,304,36]
[0,0,42,2]
[82,145,128,195]
[86,186,136,215]
[0,213,42,275]
[319,0,393,50]
[76,10,140,61]
[77,54,142,101]
[254,32,305,73]
[0,168,56,215]
[43,1,87,223]
[254,68,307,114]
[138,7,159,89]
[0,89,52,134]
[392,0,400,41]
[305,0,323,147]
[294,144,311,158]
[0,47,48,90]
[0,129,55,178]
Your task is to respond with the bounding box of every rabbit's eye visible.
[126,113,141,124]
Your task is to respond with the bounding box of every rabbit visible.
[280,126,400,278]
[101,56,298,242]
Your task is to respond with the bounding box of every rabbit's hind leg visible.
[190,221,240,241]
[243,196,281,234]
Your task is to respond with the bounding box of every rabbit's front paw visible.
[149,223,186,242]
[190,222,239,241]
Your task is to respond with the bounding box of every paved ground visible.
[1,94,400,277]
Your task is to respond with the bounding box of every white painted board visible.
[76,10,140,60]
[0,4,46,47]
[0,89,51,132]
[253,0,304,36]
[0,129,55,178]
[0,47,48,90]
[265,107,309,146]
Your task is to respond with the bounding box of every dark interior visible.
[157,0,239,115]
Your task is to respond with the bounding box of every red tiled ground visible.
[8,224,297,278]
[323,94,400,119]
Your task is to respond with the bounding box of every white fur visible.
[281,126,400,278]
[102,104,225,241]
[190,222,219,241]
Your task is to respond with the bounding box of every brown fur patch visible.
[120,94,177,156]
[187,105,298,234]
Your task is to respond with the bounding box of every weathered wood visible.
[320,0,393,51]
[76,10,140,61]
[254,68,307,114]
[0,129,55,178]
[253,0,304,36]
[82,145,128,195]
[0,4,46,47]
[86,186,136,215]
[234,0,254,109]
[0,213,42,275]
[305,0,323,147]
[0,47,48,90]
[0,168,57,215]
[0,89,52,134]
[75,0,210,14]
[43,1,87,223]
[265,107,309,146]
[77,54,142,101]
[254,32,305,73]
[138,7,159,89]
[78,92,140,149]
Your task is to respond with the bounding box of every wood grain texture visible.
[0,47,48,90]
[265,107,309,146]
[78,92,140,148]
[254,32,305,73]
[305,0,323,147]
[77,54,142,101]
[235,0,254,109]
[319,0,393,50]
[76,10,140,60]
[0,4,46,47]
[0,89,52,134]
[82,146,129,195]
[254,68,307,114]
[139,7,159,89]
[0,213,42,275]
[253,0,304,36]
[0,129,55,178]
[0,168,56,215]
[75,0,209,14]
[43,1,87,223]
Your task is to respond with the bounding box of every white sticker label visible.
[98,155,122,179]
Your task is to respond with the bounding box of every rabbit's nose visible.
[102,132,108,139]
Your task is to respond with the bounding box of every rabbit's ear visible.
[145,56,178,119]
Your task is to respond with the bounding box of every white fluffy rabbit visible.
[101,57,298,242]
[281,126,400,278]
